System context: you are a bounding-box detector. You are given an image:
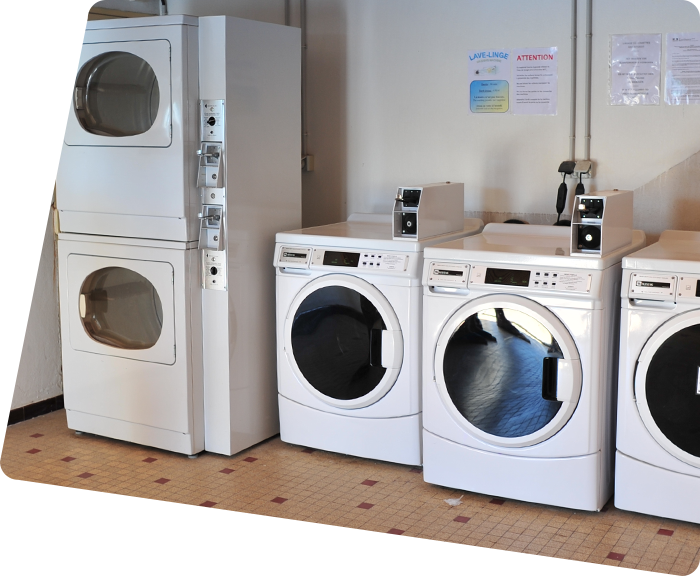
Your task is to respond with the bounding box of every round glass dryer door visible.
[434,295,582,448]
[635,312,700,468]
[74,51,160,137]
[285,275,404,409]
[80,267,163,350]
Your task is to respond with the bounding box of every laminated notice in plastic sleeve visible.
[609,34,661,106]
[665,33,700,105]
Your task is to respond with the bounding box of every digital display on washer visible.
[434,269,464,277]
[636,281,671,289]
[282,251,308,259]
[485,268,531,287]
[323,251,360,267]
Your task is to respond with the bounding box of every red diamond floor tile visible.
[142,457,157,463]
[219,468,235,475]
[77,472,94,479]
[243,457,258,463]
[454,516,471,523]
[26,449,41,454]
[271,497,288,504]
[361,480,378,486]
[154,478,170,485]
[388,529,405,535]
[29,434,44,438]
[490,498,505,505]
[301,448,315,454]
[607,552,625,561]
[357,502,374,510]
[658,529,674,536]
[200,501,217,508]
[61,457,76,462]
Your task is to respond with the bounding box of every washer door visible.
[284,275,404,409]
[67,254,175,365]
[434,294,582,448]
[64,40,172,147]
[635,311,700,468]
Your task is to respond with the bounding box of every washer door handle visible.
[369,329,402,369]
[542,357,575,402]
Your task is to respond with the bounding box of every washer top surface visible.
[86,15,198,30]
[623,230,700,274]
[276,216,484,252]
[425,223,646,270]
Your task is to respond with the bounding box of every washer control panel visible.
[203,250,226,291]
[427,262,470,287]
[468,265,592,293]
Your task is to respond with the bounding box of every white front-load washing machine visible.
[274,215,483,465]
[616,230,700,524]
[57,15,200,241]
[422,224,645,510]
[58,233,203,455]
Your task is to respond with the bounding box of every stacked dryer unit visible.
[616,231,700,524]
[56,15,301,456]
[274,184,482,465]
[421,191,645,511]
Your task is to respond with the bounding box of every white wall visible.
[166,0,700,227]
[0,0,157,413]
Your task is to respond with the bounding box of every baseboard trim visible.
[8,395,64,426]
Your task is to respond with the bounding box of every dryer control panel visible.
[628,273,677,299]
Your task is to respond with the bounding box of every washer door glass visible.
[642,323,700,461]
[80,267,163,350]
[74,51,160,137]
[436,298,582,448]
[291,285,387,401]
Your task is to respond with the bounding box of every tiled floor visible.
[2,410,700,575]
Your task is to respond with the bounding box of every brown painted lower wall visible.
[8,395,64,426]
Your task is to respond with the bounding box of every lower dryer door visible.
[635,311,700,468]
[67,254,175,364]
[433,294,582,448]
[284,274,404,409]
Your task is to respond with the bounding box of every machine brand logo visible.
[56,32,78,42]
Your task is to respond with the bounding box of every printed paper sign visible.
[469,50,511,113]
[610,34,661,105]
[512,47,558,115]
[666,33,700,105]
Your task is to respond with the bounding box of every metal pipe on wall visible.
[569,0,577,161]
[284,0,290,27]
[301,0,308,160]
[584,0,593,161]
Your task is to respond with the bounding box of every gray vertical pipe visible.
[301,0,308,159]
[584,0,593,161]
[569,0,577,161]
[284,0,291,26]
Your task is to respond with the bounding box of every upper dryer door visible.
[64,39,172,147]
